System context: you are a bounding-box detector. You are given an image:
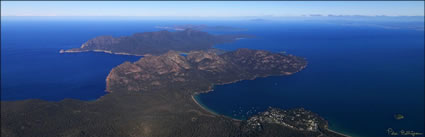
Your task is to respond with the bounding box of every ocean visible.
[198,21,425,137]
[1,17,424,137]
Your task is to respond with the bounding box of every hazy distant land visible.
[155,24,247,31]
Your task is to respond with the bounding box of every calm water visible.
[0,20,153,101]
[1,18,424,137]
[198,21,425,137]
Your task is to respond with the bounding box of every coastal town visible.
[247,107,321,132]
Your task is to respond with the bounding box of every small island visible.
[61,29,251,56]
[394,114,404,120]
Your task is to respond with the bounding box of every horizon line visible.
[2,15,424,17]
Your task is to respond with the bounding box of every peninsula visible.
[60,29,250,56]
[1,49,348,137]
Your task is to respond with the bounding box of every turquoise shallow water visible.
[1,18,423,137]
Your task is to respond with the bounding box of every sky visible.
[1,1,424,17]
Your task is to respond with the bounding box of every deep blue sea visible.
[1,18,424,137]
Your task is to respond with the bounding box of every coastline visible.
[191,95,219,116]
[189,64,310,118]
[190,72,352,137]
[326,128,352,137]
[326,124,358,137]
[59,49,146,56]
[193,91,351,137]
[60,49,214,57]
[96,48,349,137]
[191,94,242,122]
